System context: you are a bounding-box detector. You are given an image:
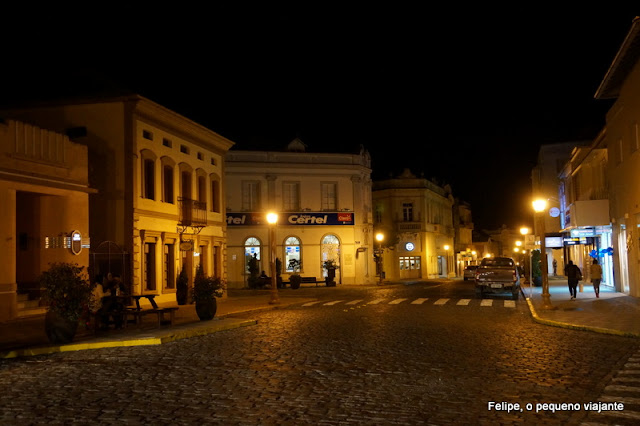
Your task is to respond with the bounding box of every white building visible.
[2,95,234,306]
[372,169,455,280]
[595,16,640,295]
[225,140,376,288]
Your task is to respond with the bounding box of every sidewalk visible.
[0,288,317,359]
[524,275,640,337]
[2,279,640,358]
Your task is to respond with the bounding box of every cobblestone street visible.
[1,283,638,424]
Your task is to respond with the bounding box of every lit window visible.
[285,236,301,272]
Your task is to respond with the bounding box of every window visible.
[635,123,640,152]
[403,203,414,222]
[242,181,261,211]
[164,244,175,289]
[285,236,301,272]
[198,174,207,206]
[375,204,383,224]
[321,183,337,211]
[180,144,189,154]
[283,182,300,211]
[210,177,220,213]
[162,138,172,148]
[197,152,204,161]
[245,237,262,273]
[163,165,174,203]
[399,256,421,271]
[143,130,153,140]
[144,242,156,291]
[210,157,216,166]
[143,158,155,200]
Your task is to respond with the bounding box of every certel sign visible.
[227,212,355,226]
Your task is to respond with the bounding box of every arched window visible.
[160,156,175,204]
[210,174,221,213]
[140,149,157,200]
[244,237,262,273]
[285,236,301,272]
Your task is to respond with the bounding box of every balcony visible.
[397,222,422,232]
[178,197,207,228]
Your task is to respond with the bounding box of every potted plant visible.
[193,263,225,321]
[40,262,94,344]
[288,259,302,290]
[176,265,189,305]
[531,249,542,287]
[323,259,339,287]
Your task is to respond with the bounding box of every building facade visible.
[225,141,376,288]
[2,96,234,306]
[0,119,93,320]
[595,17,640,296]
[557,130,614,288]
[372,169,455,280]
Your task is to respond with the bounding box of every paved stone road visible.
[1,283,638,425]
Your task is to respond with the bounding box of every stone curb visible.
[524,297,640,338]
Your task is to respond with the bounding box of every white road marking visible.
[456,299,471,306]
[368,298,386,305]
[504,300,516,308]
[411,298,428,305]
[324,300,344,306]
[434,298,449,305]
[346,300,363,305]
[389,298,407,305]
[302,301,322,307]
[480,299,493,307]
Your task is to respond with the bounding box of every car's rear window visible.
[482,259,514,267]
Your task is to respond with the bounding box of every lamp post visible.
[266,212,279,305]
[375,232,385,285]
[520,227,531,294]
[444,244,451,277]
[532,199,554,310]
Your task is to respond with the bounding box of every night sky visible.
[2,10,636,231]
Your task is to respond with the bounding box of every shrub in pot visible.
[193,263,225,321]
[40,262,94,344]
[288,259,302,290]
[247,253,259,289]
[531,249,543,287]
[323,259,339,287]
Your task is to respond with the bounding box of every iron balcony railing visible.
[178,197,207,227]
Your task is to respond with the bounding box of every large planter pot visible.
[290,274,301,290]
[195,298,217,321]
[533,276,543,287]
[44,311,79,344]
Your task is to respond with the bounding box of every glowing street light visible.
[533,199,553,310]
[375,232,385,284]
[266,212,279,305]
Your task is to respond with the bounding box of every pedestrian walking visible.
[564,260,582,300]
[590,259,603,298]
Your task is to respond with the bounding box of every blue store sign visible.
[227,212,355,226]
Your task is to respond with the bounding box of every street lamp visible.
[266,212,279,305]
[444,245,451,277]
[532,199,554,310]
[375,232,385,284]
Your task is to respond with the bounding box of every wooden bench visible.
[122,307,179,328]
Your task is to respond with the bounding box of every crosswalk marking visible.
[302,297,522,308]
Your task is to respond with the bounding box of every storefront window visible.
[244,237,261,272]
[285,236,301,272]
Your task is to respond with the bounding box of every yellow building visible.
[372,169,455,280]
[2,96,234,306]
[0,119,93,320]
[225,140,376,288]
